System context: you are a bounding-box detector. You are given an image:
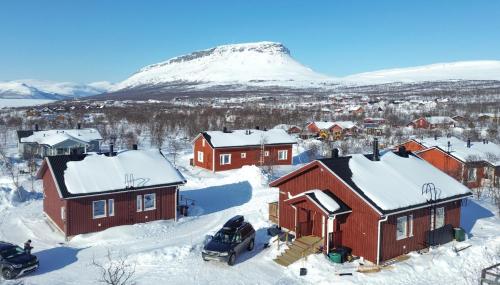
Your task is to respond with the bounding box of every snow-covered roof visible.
[425,116,456,124]
[311,121,335,130]
[21,128,102,146]
[289,190,341,213]
[310,121,356,130]
[273,124,300,131]
[346,152,471,211]
[63,149,186,195]
[333,121,356,129]
[202,129,296,148]
[418,136,500,166]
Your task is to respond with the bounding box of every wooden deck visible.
[274,235,323,267]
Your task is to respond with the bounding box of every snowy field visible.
[0,99,54,108]
[0,142,499,285]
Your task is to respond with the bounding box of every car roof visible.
[0,241,15,250]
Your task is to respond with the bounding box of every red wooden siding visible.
[42,166,67,233]
[380,200,462,261]
[400,140,426,152]
[65,187,177,236]
[274,162,381,262]
[193,136,214,171]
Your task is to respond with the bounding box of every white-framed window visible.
[202,139,205,147]
[467,168,477,182]
[408,214,413,237]
[137,195,143,212]
[241,152,246,158]
[61,206,66,221]
[144,193,156,211]
[264,151,270,157]
[430,208,435,230]
[108,199,115,217]
[278,150,288,160]
[435,207,445,229]
[396,216,408,240]
[92,200,106,219]
[220,154,231,165]
[197,151,203,162]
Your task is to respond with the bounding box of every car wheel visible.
[202,257,209,262]
[247,239,255,251]
[227,253,236,266]
[2,268,15,280]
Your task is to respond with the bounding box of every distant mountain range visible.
[2,41,500,99]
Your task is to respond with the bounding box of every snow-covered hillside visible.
[112,42,334,91]
[342,60,500,84]
[0,80,114,99]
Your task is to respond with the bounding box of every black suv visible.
[0,242,39,279]
[202,215,256,265]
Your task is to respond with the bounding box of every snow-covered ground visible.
[0,141,499,285]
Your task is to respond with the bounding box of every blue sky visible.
[1,0,499,83]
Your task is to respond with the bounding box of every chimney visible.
[467,138,471,148]
[331,148,339,158]
[373,138,380,161]
[77,123,81,129]
[132,144,138,150]
[255,126,260,130]
[434,134,438,140]
[398,146,407,157]
[447,141,451,152]
[483,139,486,144]
[35,124,39,131]
[109,143,114,156]
[223,126,228,133]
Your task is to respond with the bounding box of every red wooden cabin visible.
[192,128,296,172]
[269,147,471,264]
[37,149,186,237]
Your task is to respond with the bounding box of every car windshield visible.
[212,229,236,244]
[0,246,25,259]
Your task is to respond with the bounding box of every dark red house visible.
[269,147,471,264]
[192,128,296,172]
[37,149,186,237]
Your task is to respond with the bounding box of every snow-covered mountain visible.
[0,80,114,99]
[341,60,500,84]
[112,41,334,91]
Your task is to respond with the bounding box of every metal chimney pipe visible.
[373,138,380,161]
[467,138,471,148]
[109,143,114,156]
[332,148,339,158]
[77,123,81,129]
[132,144,138,150]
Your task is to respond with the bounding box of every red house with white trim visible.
[192,128,296,172]
[37,149,186,237]
[269,147,471,264]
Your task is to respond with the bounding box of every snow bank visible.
[64,150,185,194]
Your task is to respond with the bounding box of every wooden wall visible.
[42,166,67,233]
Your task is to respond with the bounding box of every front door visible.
[296,208,313,237]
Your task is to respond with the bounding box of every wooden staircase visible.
[274,235,323,267]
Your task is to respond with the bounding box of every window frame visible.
[108,199,115,217]
[408,214,413,237]
[278,150,288,160]
[220,154,231,165]
[435,207,445,229]
[241,152,246,159]
[197,151,204,162]
[264,151,270,157]
[143,193,156,211]
[467,167,477,182]
[92,200,107,219]
[396,216,408,240]
[137,195,143,212]
[61,206,66,221]
[202,139,205,147]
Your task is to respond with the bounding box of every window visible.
[396,216,408,240]
[92,200,106,219]
[435,207,445,229]
[408,214,413,237]
[137,195,143,212]
[264,151,270,157]
[467,168,477,182]
[220,154,231,165]
[144,193,156,211]
[197,151,203,162]
[241,152,246,159]
[61,207,66,221]
[278,150,288,160]
[430,208,435,230]
[108,199,115,216]
[202,139,205,147]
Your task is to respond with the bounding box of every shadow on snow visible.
[460,198,495,235]
[181,181,252,216]
[31,246,86,276]
[235,227,273,265]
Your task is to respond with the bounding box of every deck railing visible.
[269,201,278,224]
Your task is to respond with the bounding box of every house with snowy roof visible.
[397,136,500,188]
[407,116,456,129]
[305,121,358,140]
[37,148,186,237]
[17,124,102,158]
[272,124,302,135]
[269,142,472,264]
[192,128,296,172]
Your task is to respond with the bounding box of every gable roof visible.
[16,130,34,143]
[40,150,186,199]
[199,129,296,148]
[21,128,103,147]
[286,189,351,216]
